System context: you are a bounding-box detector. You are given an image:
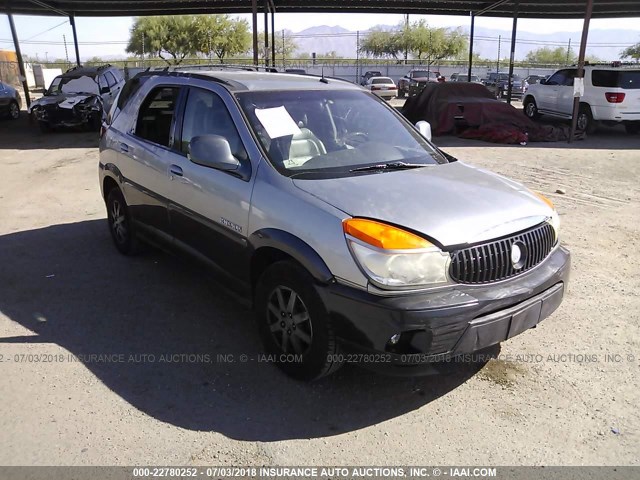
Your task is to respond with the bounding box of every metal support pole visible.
[467,12,475,81]
[69,14,81,66]
[251,0,258,66]
[270,3,275,68]
[569,0,594,142]
[282,29,285,69]
[7,12,30,106]
[404,14,409,65]
[356,30,360,84]
[263,0,269,67]
[566,38,572,66]
[506,5,518,105]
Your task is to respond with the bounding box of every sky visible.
[1,12,639,61]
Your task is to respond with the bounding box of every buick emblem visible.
[511,241,527,269]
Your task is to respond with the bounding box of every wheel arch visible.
[100,163,124,201]
[249,229,334,294]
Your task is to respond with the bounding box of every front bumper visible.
[317,245,570,374]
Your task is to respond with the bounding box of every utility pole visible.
[208,31,212,63]
[404,14,409,65]
[282,29,285,69]
[63,34,70,69]
[497,35,501,73]
[356,30,360,83]
[566,38,572,65]
[141,32,145,67]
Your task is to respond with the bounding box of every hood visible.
[29,93,99,112]
[292,161,552,247]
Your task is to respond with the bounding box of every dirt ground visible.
[0,111,639,467]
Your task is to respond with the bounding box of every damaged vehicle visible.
[29,64,124,132]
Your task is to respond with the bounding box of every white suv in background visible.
[523,65,640,134]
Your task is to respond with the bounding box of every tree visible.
[621,42,640,62]
[196,15,251,63]
[360,27,401,59]
[359,21,466,63]
[127,16,199,65]
[525,46,576,65]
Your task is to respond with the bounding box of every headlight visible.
[343,218,450,289]
[535,192,560,240]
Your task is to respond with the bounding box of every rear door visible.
[118,84,183,236]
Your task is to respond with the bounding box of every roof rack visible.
[130,69,245,90]
[160,63,279,73]
[578,61,640,68]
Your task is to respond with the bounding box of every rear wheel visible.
[624,121,640,134]
[106,187,141,255]
[523,98,540,120]
[398,86,406,98]
[8,101,20,120]
[255,261,343,381]
[577,104,596,134]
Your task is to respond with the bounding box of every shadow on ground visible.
[0,113,99,150]
[0,220,491,441]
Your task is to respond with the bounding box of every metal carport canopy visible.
[4,0,640,18]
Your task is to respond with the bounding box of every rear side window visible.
[135,86,180,147]
[592,70,640,89]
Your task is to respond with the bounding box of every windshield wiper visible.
[350,161,428,173]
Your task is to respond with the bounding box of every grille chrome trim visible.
[449,223,556,284]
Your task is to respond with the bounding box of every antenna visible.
[319,65,328,84]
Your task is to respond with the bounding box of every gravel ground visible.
[0,110,639,467]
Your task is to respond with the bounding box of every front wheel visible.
[523,98,540,120]
[8,101,20,120]
[255,261,343,381]
[398,87,406,98]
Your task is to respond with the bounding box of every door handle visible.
[119,143,129,153]
[169,165,183,177]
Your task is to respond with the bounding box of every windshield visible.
[47,75,99,95]
[236,89,446,178]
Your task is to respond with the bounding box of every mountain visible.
[291,24,640,61]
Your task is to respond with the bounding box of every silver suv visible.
[99,69,571,380]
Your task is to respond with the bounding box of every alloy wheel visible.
[525,102,537,118]
[110,199,128,244]
[266,285,313,355]
[9,102,19,119]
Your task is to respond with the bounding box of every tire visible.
[106,187,142,255]
[87,113,102,132]
[8,101,20,120]
[523,98,540,120]
[398,86,406,98]
[577,104,596,134]
[254,260,343,381]
[624,121,640,134]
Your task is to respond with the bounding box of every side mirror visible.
[188,135,240,171]
[539,79,546,85]
[415,121,432,142]
[100,86,110,94]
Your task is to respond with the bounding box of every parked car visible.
[100,68,570,380]
[397,69,443,98]
[360,70,383,86]
[0,81,22,120]
[364,76,397,100]
[28,64,124,132]
[523,65,640,134]
[451,74,483,84]
[484,72,526,99]
[524,75,546,88]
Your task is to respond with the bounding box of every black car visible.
[484,72,525,99]
[360,70,382,86]
[28,64,124,132]
[0,81,21,120]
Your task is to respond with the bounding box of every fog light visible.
[390,333,401,345]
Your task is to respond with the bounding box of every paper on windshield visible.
[61,76,99,95]
[254,106,301,139]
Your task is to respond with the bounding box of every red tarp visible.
[401,82,583,144]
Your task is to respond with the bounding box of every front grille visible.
[449,223,556,284]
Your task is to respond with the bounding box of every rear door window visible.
[135,86,181,148]
[592,70,640,89]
